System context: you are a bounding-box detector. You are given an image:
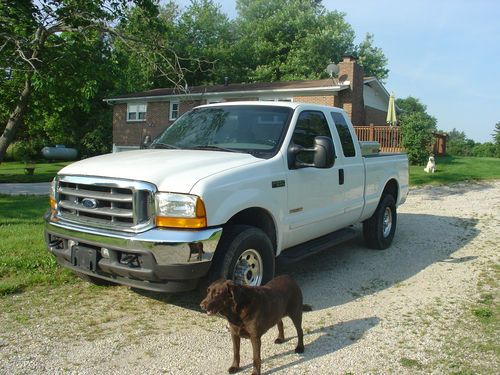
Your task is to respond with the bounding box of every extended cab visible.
[44,102,409,292]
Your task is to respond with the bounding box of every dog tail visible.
[302,304,313,312]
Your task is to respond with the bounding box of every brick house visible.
[106,56,394,151]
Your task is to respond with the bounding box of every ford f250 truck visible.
[45,102,408,292]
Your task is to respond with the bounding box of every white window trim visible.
[126,103,147,122]
[169,101,179,121]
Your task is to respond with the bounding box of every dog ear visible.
[228,282,250,310]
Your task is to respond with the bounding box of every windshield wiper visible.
[188,145,239,153]
[150,143,179,149]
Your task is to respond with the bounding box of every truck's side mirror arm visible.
[288,136,335,169]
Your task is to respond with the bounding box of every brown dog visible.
[200,275,311,375]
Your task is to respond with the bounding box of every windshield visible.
[150,105,292,157]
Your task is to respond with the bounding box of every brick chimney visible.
[338,55,365,125]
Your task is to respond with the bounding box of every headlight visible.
[49,177,57,212]
[155,193,207,229]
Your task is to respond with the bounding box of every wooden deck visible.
[354,124,404,153]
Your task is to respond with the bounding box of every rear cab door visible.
[328,110,366,224]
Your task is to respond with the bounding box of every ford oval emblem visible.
[82,198,98,209]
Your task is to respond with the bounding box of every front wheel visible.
[363,194,397,250]
[208,225,275,286]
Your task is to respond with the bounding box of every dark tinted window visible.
[292,111,332,147]
[292,111,332,164]
[331,112,356,157]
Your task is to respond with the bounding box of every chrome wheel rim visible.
[233,249,263,286]
[382,207,393,238]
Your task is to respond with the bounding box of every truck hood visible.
[59,149,262,193]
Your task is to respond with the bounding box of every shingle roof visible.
[108,78,344,101]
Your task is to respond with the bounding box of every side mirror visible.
[313,136,335,168]
[288,136,335,169]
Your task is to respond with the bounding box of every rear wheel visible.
[363,194,397,250]
[208,225,275,286]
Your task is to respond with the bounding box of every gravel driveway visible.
[1,181,499,374]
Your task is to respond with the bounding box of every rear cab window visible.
[330,112,356,157]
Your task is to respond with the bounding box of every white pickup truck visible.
[45,102,408,292]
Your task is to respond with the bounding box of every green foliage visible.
[1,0,392,160]
[446,128,475,156]
[471,142,496,157]
[400,112,436,165]
[395,96,427,114]
[493,122,500,157]
[355,33,389,81]
[234,0,356,81]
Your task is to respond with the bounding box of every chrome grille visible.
[55,176,156,232]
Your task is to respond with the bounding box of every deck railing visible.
[354,124,404,153]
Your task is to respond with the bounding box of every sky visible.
[174,0,500,143]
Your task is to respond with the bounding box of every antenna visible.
[325,63,339,78]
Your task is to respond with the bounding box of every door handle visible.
[339,169,344,185]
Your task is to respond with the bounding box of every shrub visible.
[400,112,437,165]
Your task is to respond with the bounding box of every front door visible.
[283,110,346,248]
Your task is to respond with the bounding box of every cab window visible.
[331,112,356,157]
[291,111,332,164]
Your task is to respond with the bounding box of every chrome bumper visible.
[44,212,222,292]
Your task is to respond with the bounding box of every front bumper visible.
[44,211,222,292]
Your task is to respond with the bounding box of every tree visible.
[471,142,496,158]
[395,96,427,114]
[400,112,437,165]
[355,33,389,82]
[234,0,356,82]
[493,122,500,157]
[0,0,182,163]
[175,0,236,85]
[446,128,476,156]
[397,96,437,164]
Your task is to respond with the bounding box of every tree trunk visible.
[0,26,47,164]
[0,73,34,163]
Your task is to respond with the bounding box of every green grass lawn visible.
[0,161,72,183]
[409,156,500,186]
[0,195,75,295]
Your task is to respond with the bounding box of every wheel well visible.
[226,208,277,253]
[382,179,399,202]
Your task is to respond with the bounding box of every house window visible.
[127,103,147,122]
[169,101,179,121]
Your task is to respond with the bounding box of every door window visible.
[291,111,333,164]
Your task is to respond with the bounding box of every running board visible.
[277,227,358,265]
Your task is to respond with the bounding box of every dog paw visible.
[295,345,304,354]
[228,366,240,374]
[274,338,284,344]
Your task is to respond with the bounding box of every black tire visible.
[363,194,397,250]
[208,225,275,286]
[74,271,116,286]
